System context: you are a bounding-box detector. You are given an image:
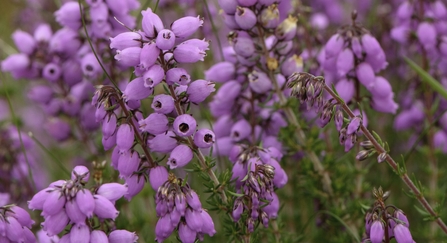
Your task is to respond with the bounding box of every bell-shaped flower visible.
[167,145,193,169]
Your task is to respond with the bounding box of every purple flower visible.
[235,7,257,30]
[417,22,437,50]
[141,8,164,38]
[393,224,413,243]
[42,190,65,216]
[76,189,95,218]
[109,230,139,243]
[93,195,119,220]
[249,70,272,94]
[140,42,160,69]
[6,206,35,228]
[54,2,82,30]
[325,34,344,59]
[118,151,140,178]
[139,113,169,135]
[178,223,197,243]
[185,208,203,232]
[65,200,86,225]
[115,47,142,67]
[70,224,91,243]
[371,94,398,114]
[232,199,243,221]
[124,174,146,201]
[116,123,135,152]
[149,166,168,191]
[110,32,142,50]
[193,128,215,148]
[156,29,176,50]
[71,165,90,183]
[173,114,197,137]
[171,16,203,41]
[123,77,153,101]
[200,210,216,236]
[234,36,255,58]
[204,62,236,83]
[12,30,36,55]
[167,144,193,169]
[336,48,354,76]
[368,76,392,98]
[96,183,128,202]
[42,63,63,82]
[152,94,175,114]
[1,53,30,74]
[165,68,190,86]
[148,131,178,153]
[43,209,69,236]
[90,230,109,243]
[275,15,298,41]
[356,62,375,89]
[370,220,384,243]
[143,64,164,88]
[231,119,252,142]
[174,40,208,63]
[155,215,175,242]
[187,80,215,103]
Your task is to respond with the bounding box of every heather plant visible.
[2,0,447,242]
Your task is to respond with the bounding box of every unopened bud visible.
[356,150,370,161]
[360,140,374,149]
[377,152,387,163]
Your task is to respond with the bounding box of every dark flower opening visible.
[204,134,213,143]
[86,65,93,71]
[49,68,55,74]
[233,131,239,138]
[154,101,162,108]
[163,32,171,39]
[179,123,189,133]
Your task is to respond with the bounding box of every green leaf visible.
[414,205,431,217]
[405,57,447,100]
[227,190,245,198]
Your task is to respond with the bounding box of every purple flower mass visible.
[3,0,447,242]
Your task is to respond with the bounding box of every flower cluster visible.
[55,0,139,38]
[154,174,215,242]
[94,8,217,201]
[288,72,370,152]
[323,12,398,114]
[1,0,140,143]
[0,124,46,203]
[363,188,413,243]
[28,166,136,242]
[390,0,447,150]
[205,1,297,232]
[231,163,280,232]
[0,204,36,242]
